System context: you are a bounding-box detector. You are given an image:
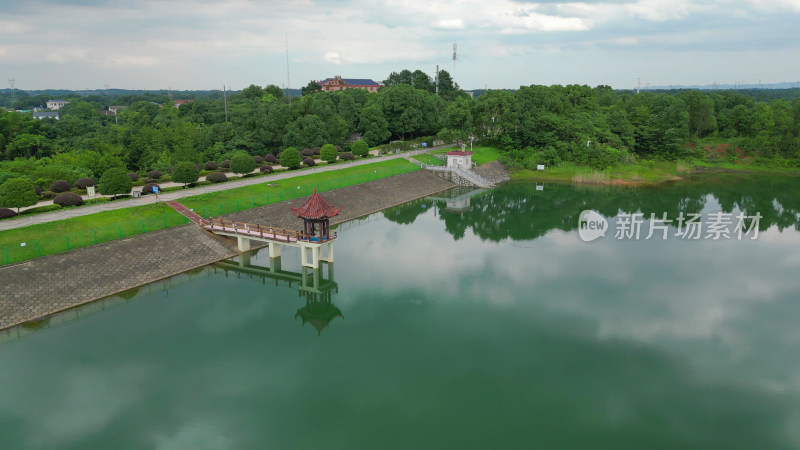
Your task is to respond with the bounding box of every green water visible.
[1,174,800,449]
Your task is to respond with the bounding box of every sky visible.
[1,0,799,91]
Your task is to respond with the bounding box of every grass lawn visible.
[412,154,444,166]
[0,159,419,265]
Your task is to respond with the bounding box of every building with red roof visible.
[319,76,380,92]
[291,189,341,241]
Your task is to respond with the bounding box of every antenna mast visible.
[223,85,228,123]
[452,43,457,69]
[435,65,439,96]
[8,78,15,107]
[285,32,291,109]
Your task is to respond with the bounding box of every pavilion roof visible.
[291,189,342,219]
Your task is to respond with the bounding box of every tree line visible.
[2,71,800,192]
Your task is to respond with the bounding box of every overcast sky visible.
[1,0,799,91]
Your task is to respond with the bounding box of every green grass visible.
[412,154,444,166]
[0,159,419,265]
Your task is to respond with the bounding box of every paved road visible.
[0,146,452,231]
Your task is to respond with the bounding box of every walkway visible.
[0,170,456,331]
[0,145,452,232]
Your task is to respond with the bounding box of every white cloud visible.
[436,18,465,29]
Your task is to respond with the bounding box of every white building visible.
[33,111,59,120]
[46,99,70,110]
[446,150,473,169]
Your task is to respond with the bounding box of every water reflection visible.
[213,250,342,335]
[382,174,800,241]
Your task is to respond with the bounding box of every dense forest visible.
[1,68,800,190]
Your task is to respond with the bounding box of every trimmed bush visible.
[54,192,84,207]
[280,147,301,170]
[220,160,231,169]
[336,145,343,152]
[206,172,228,183]
[313,146,321,155]
[259,165,274,174]
[301,148,315,157]
[303,157,316,167]
[128,172,139,182]
[142,183,160,194]
[19,204,62,215]
[74,177,96,189]
[33,185,42,196]
[147,170,162,180]
[339,152,355,161]
[0,208,18,219]
[230,151,256,175]
[320,144,338,163]
[264,154,278,164]
[41,191,56,200]
[85,197,110,205]
[204,161,218,171]
[253,155,264,164]
[351,139,369,157]
[50,180,71,193]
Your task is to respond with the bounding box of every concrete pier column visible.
[268,242,281,258]
[239,251,251,267]
[312,246,320,269]
[269,255,282,273]
[237,236,251,252]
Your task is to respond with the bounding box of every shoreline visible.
[0,171,456,332]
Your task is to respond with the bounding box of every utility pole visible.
[8,78,15,107]
[223,85,228,123]
[636,77,641,94]
[435,65,439,96]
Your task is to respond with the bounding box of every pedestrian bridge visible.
[167,200,335,268]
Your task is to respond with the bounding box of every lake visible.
[1,174,799,449]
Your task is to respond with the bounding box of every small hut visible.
[290,189,341,241]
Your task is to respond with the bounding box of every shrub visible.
[99,168,133,199]
[303,157,316,167]
[85,197,110,205]
[301,148,315,157]
[230,151,256,175]
[54,192,84,207]
[147,170,162,180]
[336,145,343,152]
[172,161,200,187]
[280,147,301,170]
[253,155,264,164]
[259,165,274,174]
[320,144,338,163]
[264,154,278,164]
[0,178,39,213]
[142,183,160,194]
[220,160,231,169]
[74,177,96,189]
[206,172,228,183]
[0,208,17,219]
[339,152,355,161]
[128,172,139,182]
[41,191,56,199]
[204,161,218,171]
[351,139,369,157]
[313,146,321,155]
[50,180,71,193]
[19,204,62,215]
[33,185,42,196]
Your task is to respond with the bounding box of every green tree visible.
[301,81,322,96]
[171,161,199,187]
[280,147,301,169]
[351,140,369,157]
[320,144,338,163]
[283,115,330,148]
[0,178,38,213]
[98,167,133,199]
[358,105,391,146]
[230,151,256,175]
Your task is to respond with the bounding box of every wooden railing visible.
[205,218,337,243]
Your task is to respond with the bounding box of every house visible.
[46,99,70,110]
[174,99,195,108]
[33,111,59,120]
[446,146,473,169]
[319,76,380,92]
[108,105,128,113]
